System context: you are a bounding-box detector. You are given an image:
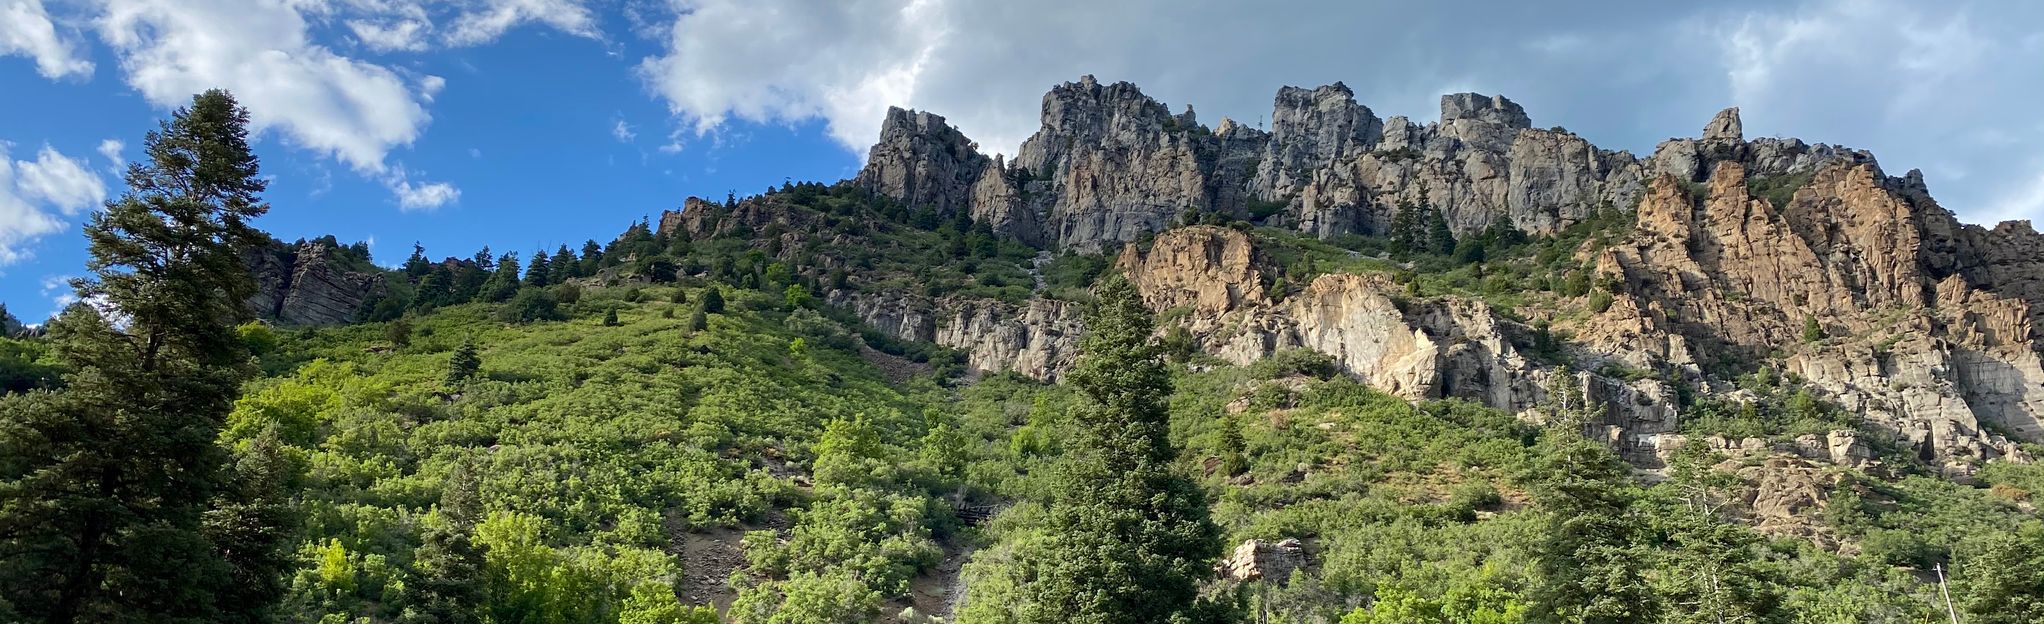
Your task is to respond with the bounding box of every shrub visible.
[498,288,565,324]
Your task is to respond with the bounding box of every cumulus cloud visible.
[92,0,471,211]
[97,0,435,174]
[0,143,105,265]
[446,0,600,46]
[17,144,107,213]
[636,0,2044,225]
[0,0,92,79]
[385,166,461,212]
[96,139,124,170]
[637,0,948,153]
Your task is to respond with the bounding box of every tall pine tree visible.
[992,274,1221,624]
[0,89,287,622]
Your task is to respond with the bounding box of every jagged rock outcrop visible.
[1582,150,2041,469]
[827,289,1083,381]
[1015,76,1234,250]
[246,240,386,326]
[856,109,1047,245]
[858,107,986,217]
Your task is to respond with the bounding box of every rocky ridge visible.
[822,80,2044,472]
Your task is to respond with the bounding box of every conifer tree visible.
[700,286,725,314]
[552,244,577,283]
[1427,206,1456,255]
[480,252,520,302]
[998,274,1221,624]
[0,89,283,622]
[402,455,487,624]
[446,336,482,386]
[525,250,551,287]
[404,242,432,278]
[580,240,603,276]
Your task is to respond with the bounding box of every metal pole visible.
[1935,562,1960,624]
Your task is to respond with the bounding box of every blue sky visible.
[4,0,2043,323]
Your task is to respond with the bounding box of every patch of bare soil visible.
[859,343,930,385]
[896,539,975,621]
[666,509,793,614]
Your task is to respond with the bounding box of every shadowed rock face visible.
[246,240,386,327]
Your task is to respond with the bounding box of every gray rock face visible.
[246,241,386,326]
[861,79,1859,251]
[827,289,1083,381]
[1014,76,1225,250]
[1251,83,1380,199]
[858,107,987,217]
[1703,107,1743,143]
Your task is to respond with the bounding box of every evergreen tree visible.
[0,302,21,337]
[480,252,521,303]
[446,337,482,386]
[1000,274,1221,624]
[700,286,725,314]
[580,240,603,276]
[525,250,551,287]
[1388,200,1421,254]
[204,424,300,624]
[687,307,708,332]
[402,455,488,624]
[1527,432,1655,624]
[1426,205,1456,255]
[404,242,432,278]
[0,89,279,622]
[1802,316,1825,343]
[471,245,494,273]
[603,307,620,327]
[551,244,577,283]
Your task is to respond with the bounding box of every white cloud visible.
[0,0,93,79]
[332,0,601,51]
[385,166,460,211]
[0,143,104,265]
[96,139,124,170]
[637,0,947,153]
[17,144,107,214]
[612,119,636,142]
[446,0,600,47]
[40,274,76,309]
[347,7,432,53]
[97,0,437,174]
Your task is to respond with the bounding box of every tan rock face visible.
[1116,226,1269,315]
[1586,155,2042,466]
